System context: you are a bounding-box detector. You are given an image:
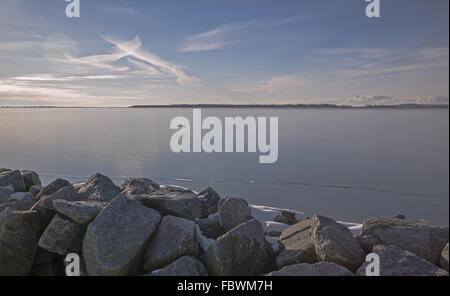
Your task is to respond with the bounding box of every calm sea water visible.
[0,108,448,224]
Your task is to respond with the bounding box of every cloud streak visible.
[179,2,345,53]
[64,36,201,86]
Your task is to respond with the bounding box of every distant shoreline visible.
[1,104,449,109]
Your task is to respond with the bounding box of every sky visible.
[0,0,448,106]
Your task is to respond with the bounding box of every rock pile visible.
[0,168,448,276]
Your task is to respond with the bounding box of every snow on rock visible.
[264,221,289,235]
[337,221,363,236]
[250,204,307,223]
[249,204,362,236]
[249,204,307,234]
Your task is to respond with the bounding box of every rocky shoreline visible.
[0,168,448,276]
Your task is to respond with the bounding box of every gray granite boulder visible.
[0,169,26,192]
[137,185,202,220]
[218,197,253,232]
[311,215,366,272]
[29,185,42,199]
[356,245,448,276]
[202,219,269,276]
[273,210,302,225]
[20,170,41,191]
[359,217,449,265]
[196,216,224,240]
[53,199,106,224]
[0,209,41,275]
[120,177,159,197]
[150,256,208,276]
[32,186,82,212]
[276,219,318,268]
[83,194,161,276]
[75,173,120,202]
[31,186,83,232]
[198,187,221,217]
[0,186,13,203]
[0,193,35,214]
[267,262,354,276]
[35,178,72,201]
[441,243,449,271]
[144,215,199,271]
[38,214,85,256]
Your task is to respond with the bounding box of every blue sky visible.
[0,0,448,106]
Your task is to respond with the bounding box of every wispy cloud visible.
[179,2,345,53]
[179,20,258,52]
[65,36,201,86]
[12,74,126,82]
[178,16,317,52]
[105,36,202,85]
[230,74,313,94]
[0,79,132,106]
[0,41,43,52]
[0,35,202,106]
[97,5,140,15]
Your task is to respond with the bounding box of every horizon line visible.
[1,103,449,109]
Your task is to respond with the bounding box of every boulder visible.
[120,177,159,197]
[33,247,58,266]
[29,185,42,199]
[38,214,85,256]
[144,215,199,271]
[276,219,318,268]
[198,187,221,217]
[0,209,41,275]
[150,256,208,276]
[74,173,120,202]
[273,210,301,225]
[20,170,41,191]
[0,169,26,192]
[35,178,72,201]
[0,186,13,203]
[83,194,161,276]
[267,262,354,276]
[53,199,106,224]
[196,216,224,240]
[311,215,366,272]
[137,185,202,220]
[356,245,448,276]
[359,217,449,265]
[31,186,82,232]
[441,243,449,271]
[202,219,269,276]
[0,193,35,213]
[218,197,253,232]
[33,186,82,212]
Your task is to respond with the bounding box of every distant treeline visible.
[129,104,449,109]
[2,104,448,109]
